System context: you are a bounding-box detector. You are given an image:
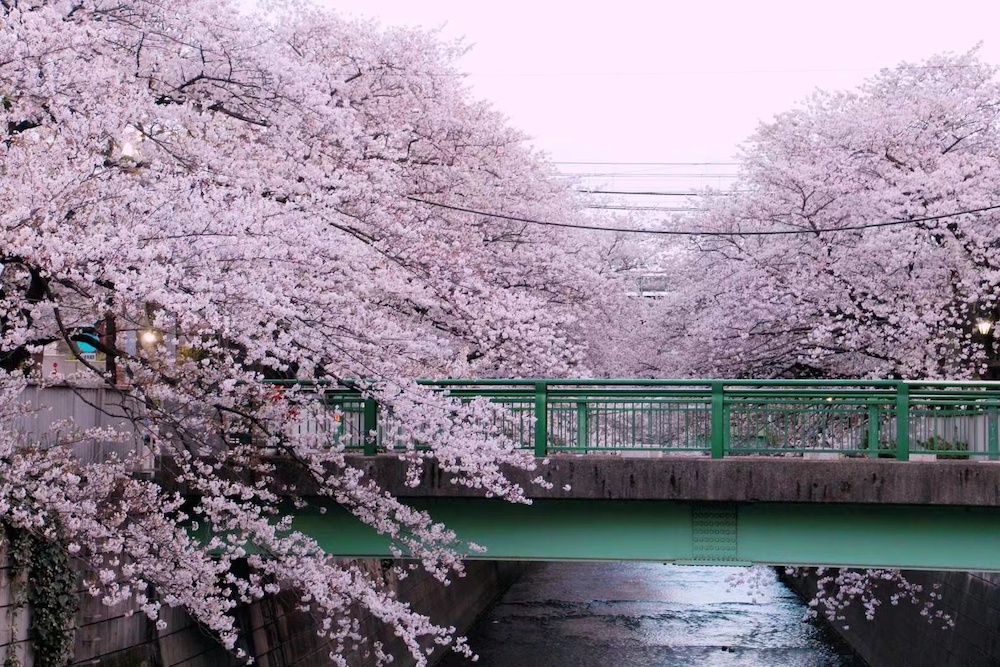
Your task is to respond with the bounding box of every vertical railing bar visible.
[631,400,637,450]
[576,400,589,452]
[896,382,910,462]
[711,382,725,459]
[363,396,378,456]
[534,382,548,457]
[867,399,880,458]
[989,400,998,461]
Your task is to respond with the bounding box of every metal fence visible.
[12,385,153,470]
[272,379,1000,460]
[26,381,998,462]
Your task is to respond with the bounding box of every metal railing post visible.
[711,382,726,459]
[867,399,880,458]
[534,382,549,457]
[895,382,910,461]
[576,401,589,453]
[363,397,378,456]
[989,401,999,461]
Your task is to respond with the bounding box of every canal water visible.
[440,562,867,667]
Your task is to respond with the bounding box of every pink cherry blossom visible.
[0,1,629,663]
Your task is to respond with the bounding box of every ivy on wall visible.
[2,524,78,667]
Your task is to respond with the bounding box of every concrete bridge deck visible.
[345,455,1000,505]
[168,454,1000,507]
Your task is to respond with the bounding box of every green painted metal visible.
[534,382,548,456]
[689,504,740,563]
[990,403,999,461]
[866,400,880,458]
[287,498,1000,572]
[576,401,589,451]
[363,397,378,456]
[710,382,725,459]
[895,382,910,462]
[292,499,694,561]
[737,504,1000,571]
[266,378,1000,461]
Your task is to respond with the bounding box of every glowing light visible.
[140,330,158,344]
[976,319,993,336]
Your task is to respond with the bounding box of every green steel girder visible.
[289,498,1000,572]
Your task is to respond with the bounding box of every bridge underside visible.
[293,499,1000,571]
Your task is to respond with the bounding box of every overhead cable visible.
[583,206,705,212]
[556,161,739,166]
[577,189,740,196]
[567,172,739,178]
[406,197,1000,237]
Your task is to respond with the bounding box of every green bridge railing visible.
[268,379,1000,461]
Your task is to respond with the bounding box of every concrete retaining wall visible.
[380,559,528,666]
[1,556,526,666]
[248,559,529,667]
[783,569,1000,666]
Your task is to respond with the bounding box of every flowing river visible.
[440,562,867,667]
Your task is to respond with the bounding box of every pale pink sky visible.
[320,0,1000,166]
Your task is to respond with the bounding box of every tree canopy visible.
[659,49,1000,380]
[0,0,627,662]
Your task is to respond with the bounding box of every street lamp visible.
[977,318,994,336]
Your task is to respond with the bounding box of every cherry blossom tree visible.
[0,0,626,663]
[660,49,1000,380]
[652,49,1000,632]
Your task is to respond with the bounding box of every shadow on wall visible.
[782,569,1000,667]
[0,554,527,667]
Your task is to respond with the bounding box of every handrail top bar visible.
[419,379,915,386]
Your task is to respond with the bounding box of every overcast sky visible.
[319,0,1000,168]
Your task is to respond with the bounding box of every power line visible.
[407,197,1000,237]
[583,205,705,212]
[578,189,740,196]
[475,64,980,78]
[568,172,740,178]
[556,161,739,166]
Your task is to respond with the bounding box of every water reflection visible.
[441,562,866,667]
